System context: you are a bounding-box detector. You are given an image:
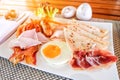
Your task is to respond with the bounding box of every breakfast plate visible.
[0,18,119,80]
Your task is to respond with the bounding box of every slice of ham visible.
[71,49,117,69]
[18,28,38,40]
[9,29,49,49]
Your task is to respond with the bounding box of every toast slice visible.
[64,28,108,52]
[67,20,108,38]
[66,24,109,46]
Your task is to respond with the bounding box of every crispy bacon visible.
[9,5,64,65]
[9,29,49,65]
[9,47,24,65]
[9,46,39,65]
[24,46,39,65]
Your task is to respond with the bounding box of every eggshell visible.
[61,6,76,18]
[76,3,92,20]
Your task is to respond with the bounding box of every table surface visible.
[0,18,120,80]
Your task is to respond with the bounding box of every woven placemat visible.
[0,18,120,80]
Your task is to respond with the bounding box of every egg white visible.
[40,40,73,65]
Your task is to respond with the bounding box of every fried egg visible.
[40,40,73,65]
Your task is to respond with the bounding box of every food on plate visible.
[16,17,66,38]
[9,45,39,65]
[71,49,117,69]
[67,24,108,46]
[8,3,67,65]
[67,20,108,38]
[64,21,117,69]
[5,9,18,20]
[16,19,42,37]
[41,40,72,65]
[61,6,76,18]
[64,27,108,51]
[42,44,61,58]
[10,19,64,65]
[9,29,49,65]
[9,29,49,49]
[40,19,53,37]
[8,2,117,70]
[50,30,65,40]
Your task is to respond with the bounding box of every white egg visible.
[40,40,73,65]
[76,3,92,20]
[61,6,76,18]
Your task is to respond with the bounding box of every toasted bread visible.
[67,20,108,38]
[64,28,108,51]
[66,24,108,46]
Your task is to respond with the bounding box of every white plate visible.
[0,19,119,80]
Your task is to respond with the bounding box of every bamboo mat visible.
[0,18,120,80]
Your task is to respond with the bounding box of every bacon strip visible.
[9,46,39,65]
[9,29,49,65]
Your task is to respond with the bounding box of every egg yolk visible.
[43,45,61,58]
